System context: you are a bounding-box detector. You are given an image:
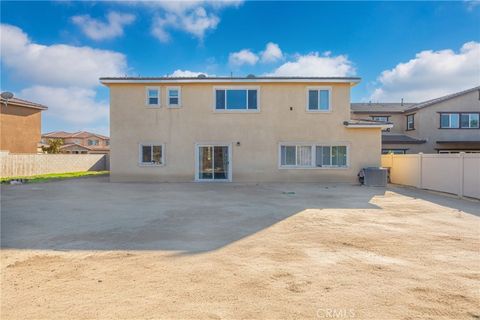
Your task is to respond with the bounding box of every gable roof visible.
[1,97,48,110]
[42,131,109,140]
[351,102,415,114]
[405,86,480,112]
[351,86,480,114]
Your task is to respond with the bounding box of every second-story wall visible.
[1,104,42,153]
[109,81,382,182]
[405,90,479,152]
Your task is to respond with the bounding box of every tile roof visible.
[351,103,415,113]
[1,97,48,110]
[60,143,110,151]
[42,131,109,140]
[382,134,426,144]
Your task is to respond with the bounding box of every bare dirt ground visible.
[1,177,479,319]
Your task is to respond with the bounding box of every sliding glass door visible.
[196,144,231,181]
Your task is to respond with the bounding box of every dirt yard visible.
[1,177,479,319]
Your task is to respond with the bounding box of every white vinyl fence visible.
[381,153,480,199]
[0,152,108,178]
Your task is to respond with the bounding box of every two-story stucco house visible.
[41,131,110,154]
[101,76,390,182]
[351,86,480,154]
[1,96,48,154]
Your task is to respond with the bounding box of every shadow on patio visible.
[1,176,387,253]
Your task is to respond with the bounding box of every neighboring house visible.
[41,131,110,154]
[0,96,48,153]
[351,86,480,154]
[101,76,390,182]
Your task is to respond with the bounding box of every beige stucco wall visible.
[405,90,480,153]
[352,90,480,153]
[351,113,406,134]
[1,104,43,153]
[108,82,382,182]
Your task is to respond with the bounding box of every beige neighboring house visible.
[41,131,110,154]
[352,86,480,154]
[1,96,48,153]
[101,76,390,182]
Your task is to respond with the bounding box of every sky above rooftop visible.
[1,1,479,136]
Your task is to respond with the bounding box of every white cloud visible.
[465,0,480,11]
[152,7,219,42]
[147,1,242,42]
[370,41,480,102]
[168,69,210,77]
[1,24,130,127]
[20,86,108,125]
[72,11,136,41]
[268,52,355,77]
[0,24,127,87]
[260,42,283,63]
[229,49,259,66]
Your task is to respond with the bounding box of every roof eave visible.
[100,77,361,86]
[344,122,393,129]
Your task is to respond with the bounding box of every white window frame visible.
[306,86,332,113]
[138,143,165,166]
[440,113,460,128]
[167,86,181,108]
[406,114,415,130]
[460,113,480,128]
[194,142,233,182]
[278,143,349,169]
[145,86,161,107]
[213,86,260,112]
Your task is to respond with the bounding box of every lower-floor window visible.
[438,150,480,154]
[139,143,164,165]
[280,144,348,168]
[382,149,407,154]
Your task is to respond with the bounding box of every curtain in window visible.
[296,146,312,166]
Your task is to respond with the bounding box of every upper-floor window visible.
[139,143,164,165]
[167,87,181,107]
[406,114,415,130]
[440,112,479,128]
[371,116,389,122]
[106,140,110,146]
[146,87,160,106]
[279,144,347,168]
[215,88,258,111]
[307,87,331,112]
[372,116,391,132]
[88,139,99,146]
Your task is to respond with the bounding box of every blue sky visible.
[1,1,479,136]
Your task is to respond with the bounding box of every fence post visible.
[458,152,465,198]
[417,153,423,189]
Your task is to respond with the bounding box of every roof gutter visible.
[343,121,393,130]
